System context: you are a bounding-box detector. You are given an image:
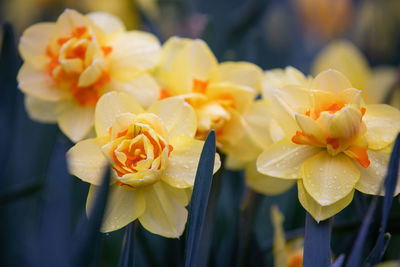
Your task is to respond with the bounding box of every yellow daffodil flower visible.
[155,37,264,162]
[312,40,399,107]
[18,9,161,142]
[67,91,221,237]
[257,69,400,221]
[271,205,304,267]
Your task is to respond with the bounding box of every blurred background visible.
[0,0,400,266]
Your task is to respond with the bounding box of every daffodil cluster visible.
[17,9,400,237]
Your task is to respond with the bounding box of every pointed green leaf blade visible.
[184,130,216,267]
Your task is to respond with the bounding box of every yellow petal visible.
[210,62,263,92]
[58,101,94,142]
[167,39,218,94]
[246,161,295,195]
[295,113,325,144]
[338,88,362,106]
[271,85,310,136]
[86,184,145,232]
[298,180,354,222]
[301,151,360,206]
[147,97,197,139]
[363,104,400,150]
[328,106,363,141]
[17,63,71,101]
[262,66,309,98]
[49,9,96,51]
[311,69,352,94]
[66,137,108,185]
[108,31,161,80]
[356,148,400,195]
[224,156,246,170]
[52,9,90,41]
[78,59,106,87]
[257,138,321,179]
[271,205,289,267]
[139,181,188,238]
[18,22,54,66]
[242,100,276,148]
[95,92,144,137]
[364,67,397,104]
[206,82,256,113]
[87,12,126,34]
[24,95,58,123]
[311,40,371,91]
[108,73,160,109]
[156,37,192,86]
[218,110,262,161]
[163,136,221,188]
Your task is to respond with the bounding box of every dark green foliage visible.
[118,222,136,267]
[184,131,216,267]
[303,213,332,267]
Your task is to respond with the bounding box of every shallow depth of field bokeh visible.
[0,0,400,266]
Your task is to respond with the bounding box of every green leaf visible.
[72,167,110,267]
[184,130,216,267]
[365,133,400,265]
[303,212,332,267]
[118,222,136,267]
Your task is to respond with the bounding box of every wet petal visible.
[301,151,360,206]
[246,161,295,195]
[163,136,221,188]
[95,91,144,137]
[139,181,188,238]
[18,63,71,101]
[147,97,197,139]
[67,137,108,185]
[356,148,400,195]
[298,180,354,222]
[58,101,94,142]
[257,138,321,179]
[86,184,145,232]
[363,104,400,150]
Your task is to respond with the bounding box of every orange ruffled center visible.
[291,94,370,168]
[46,26,112,107]
[105,120,173,188]
[160,79,236,140]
